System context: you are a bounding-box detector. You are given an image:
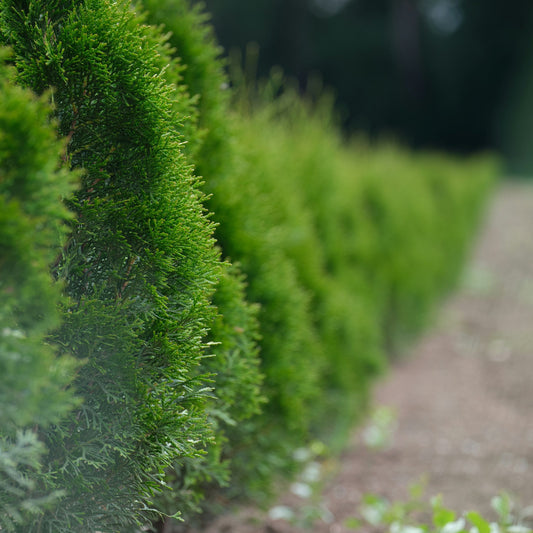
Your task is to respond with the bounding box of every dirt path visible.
[182,181,533,533]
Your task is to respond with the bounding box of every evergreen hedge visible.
[0,51,78,531]
[227,81,496,448]
[141,0,325,506]
[138,0,267,517]
[0,0,498,529]
[139,1,496,518]
[0,0,221,529]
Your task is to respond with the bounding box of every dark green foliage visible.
[0,51,78,530]
[0,1,220,529]
[152,262,264,526]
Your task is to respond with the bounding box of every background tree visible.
[197,0,533,159]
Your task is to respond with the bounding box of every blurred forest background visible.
[196,0,533,174]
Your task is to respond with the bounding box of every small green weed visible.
[349,483,532,533]
[267,441,334,529]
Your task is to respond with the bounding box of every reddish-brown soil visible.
[177,182,533,533]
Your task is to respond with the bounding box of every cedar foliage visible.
[0,51,79,531]
[0,0,220,529]
[140,0,496,512]
[230,86,387,443]
[141,0,325,505]
[138,0,267,515]
[0,0,498,529]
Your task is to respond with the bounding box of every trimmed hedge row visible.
[0,0,497,530]
[217,82,496,467]
[140,1,496,514]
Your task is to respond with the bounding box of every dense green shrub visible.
[0,51,79,531]
[0,0,222,529]
[140,0,326,506]
[227,78,496,449]
[139,0,229,181]
[229,85,387,447]
[340,143,497,355]
[152,262,265,523]
[135,0,268,518]
[139,0,497,512]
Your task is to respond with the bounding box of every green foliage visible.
[346,145,497,355]
[225,72,496,459]
[140,0,324,507]
[0,51,79,531]
[138,0,268,519]
[152,263,265,522]
[0,0,221,529]
[139,0,229,177]
[352,486,532,533]
[133,0,498,513]
[230,82,387,445]
[0,0,499,528]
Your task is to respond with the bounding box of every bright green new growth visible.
[0,51,78,531]
[138,0,267,515]
[140,0,324,505]
[0,0,220,530]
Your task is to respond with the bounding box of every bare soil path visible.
[182,181,533,533]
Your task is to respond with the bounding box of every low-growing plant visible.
[349,485,532,533]
[267,440,333,530]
